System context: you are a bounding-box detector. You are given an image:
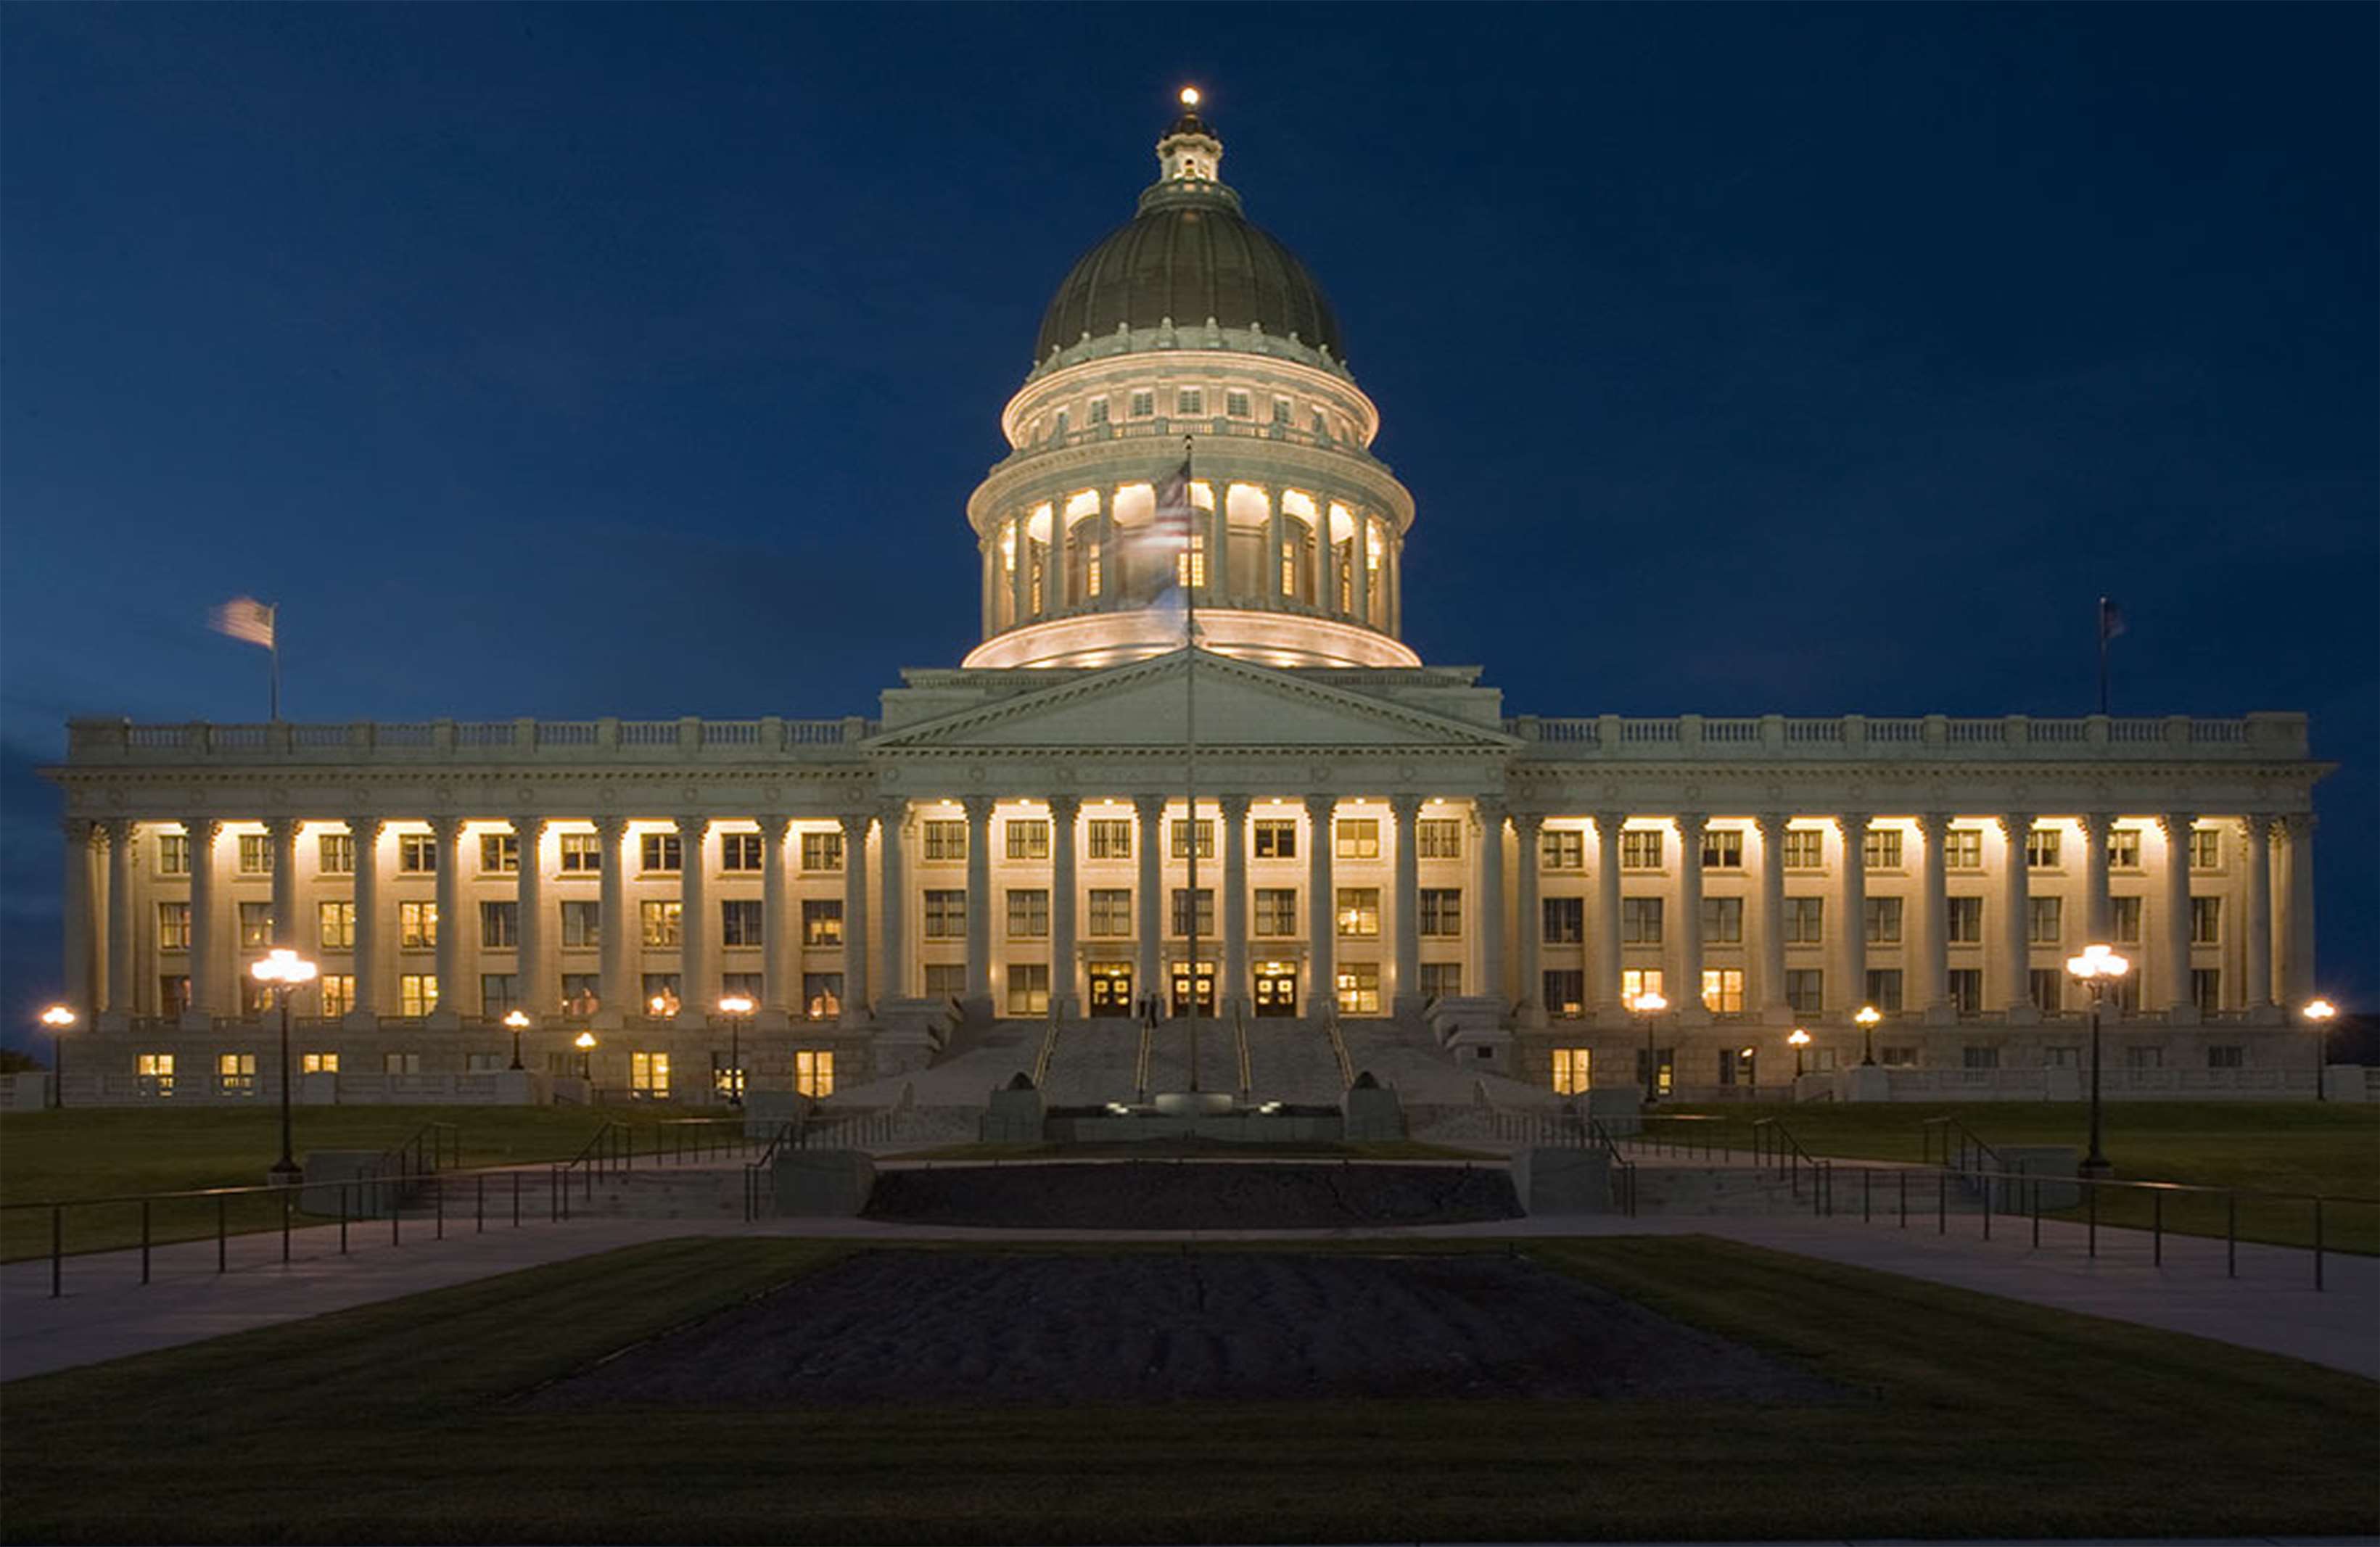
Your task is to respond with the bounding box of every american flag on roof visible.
[208,596,276,649]
[1153,457,1193,542]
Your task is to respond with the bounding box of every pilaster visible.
[1754,814,1790,1023]
[963,795,995,1013]
[1049,794,1082,1018]
[104,818,136,1023]
[1304,793,1337,1018]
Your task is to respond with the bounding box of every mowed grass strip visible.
[4,1234,2374,1544]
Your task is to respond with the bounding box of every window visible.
[1620,968,1667,1004]
[1170,820,1215,859]
[1702,830,1744,869]
[1701,896,1743,944]
[301,1052,339,1075]
[1272,395,1294,425]
[1418,888,1462,937]
[313,901,352,951]
[217,1052,258,1095]
[384,1051,423,1075]
[1006,963,1050,1016]
[398,975,439,1017]
[239,833,275,875]
[1253,888,1297,936]
[136,1052,175,1095]
[1336,961,1381,1015]
[723,970,762,1002]
[239,902,273,949]
[803,975,843,1020]
[1864,969,1903,1012]
[479,973,516,1016]
[922,820,967,862]
[1863,829,1903,870]
[158,975,192,1016]
[1416,819,1462,859]
[1635,1044,1675,1095]
[2026,828,2062,869]
[641,900,682,948]
[2191,968,2223,1013]
[1311,408,1330,437]
[923,890,966,938]
[1129,389,1155,418]
[1087,819,1133,859]
[801,830,844,872]
[1251,819,1297,859]
[1962,1045,2000,1070]
[479,833,518,875]
[1620,896,1663,944]
[1175,387,1203,416]
[1945,896,1983,944]
[318,975,353,1018]
[1335,888,1379,938]
[1542,896,1584,944]
[2189,828,2222,870]
[1007,889,1050,938]
[720,833,764,872]
[1782,829,1824,870]
[641,833,682,874]
[795,1049,835,1097]
[314,832,353,875]
[1943,828,1983,870]
[2111,894,2143,944]
[1420,962,1462,999]
[2125,1046,2165,1071]
[1544,970,1586,1020]
[1173,888,1216,937]
[480,901,517,950]
[641,973,681,1012]
[802,899,843,946]
[1051,409,1068,438]
[1785,896,1824,944]
[559,832,602,872]
[1864,897,1903,945]
[721,899,764,947]
[561,971,601,1007]
[1540,829,1584,870]
[2207,1044,2245,1070]
[1087,397,1109,426]
[240,976,272,1017]
[398,833,437,873]
[2191,896,2221,945]
[1620,830,1663,870]
[1335,819,1380,859]
[464,1052,503,1073]
[561,901,601,949]
[1224,388,1251,418]
[1087,888,1132,936]
[158,833,190,875]
[1700,968,1744,1014]
[158,902,192,952]
[1948,968,1982,1015]
[630,1051,670,1100]
[400,902,438,949]
[1786,970,1824,1015]
[1005,820,1050,861]
[2029,968,2064,1013]
[1551,1046,1592,1094]
[2107,828,2141,869]
[923,965,965,999]
[2027,896,2062,945]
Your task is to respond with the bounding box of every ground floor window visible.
[465,1052,503,1073]
[1419,962,1462,1000]
[1700,968,1744,1015]
[398,973,439,1018]
[1543,970,1584,1018]
[301,1052,339,1074]
[1879,1045,1919,1068]
[1948,968,1982,1015]
[1715,1047,1755,1086]
[136,1052,175,1095]
[796,1049,834,1099]
[713,1052,744,1101]
[1007,962,1050,1016]
[2125,1046,2164,1070]
[2042,1045,2078,1068]
[630,1051,670,1099]
[1336,961,1381,1015]
[1621,967,1665,1002]
[1552,1047,1591,1095]
[923,964,965,1000]
[1962,1045,1999,1070]
[2207,1044,2244,1069]
[216,1052,257,1095]
[1634,1047,1673,1096]
[804,973,843,1020]
[383,1052,422,1074]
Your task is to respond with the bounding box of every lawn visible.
[1,1234,2371,1543]
[0,1106,746,1262]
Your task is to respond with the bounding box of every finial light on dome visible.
[1179,86,1201,108]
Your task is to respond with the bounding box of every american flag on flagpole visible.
[209,597,276,648]
[1153,458,1194,545]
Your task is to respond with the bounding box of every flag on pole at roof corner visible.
[1120,453,1196,614]
[2098,597,2126,643]
[208,596,276,649]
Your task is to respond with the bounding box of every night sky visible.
[3,5,2373,1044]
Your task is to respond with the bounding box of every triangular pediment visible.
[867,651,1517,752]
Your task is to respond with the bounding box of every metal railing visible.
[1232,1007,1253,1097]
[1032,1010,1062,1089]
[1323,1012,1355,1088]
[1586,1117,1639,1218]
[1749,1118,1834,1208]
[1919,1114,2005,1202]
[741,1121,800,1222]
[548,1121,633,1217]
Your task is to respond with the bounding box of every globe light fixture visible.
[1628,989,1669,1106]
[573,1028,598,1081]
[38,1004,76,1110]
[648,989,680,1019]
[717,994,757,1107]
[250,948,318,1184]
[1787,1026,1812,1080]
[2304,998,2339,1102]
[1179,86,1200,107]
[1854,1004,1882,1067]
[2064,943,2131,1177]
[502,1008,530,1070]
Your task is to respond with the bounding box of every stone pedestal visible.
[1510,1147,1615,1214]
[980,1083,1047,1142]
[1341,1077,1405,1141]
[773,1150,877,1216]
[2323,1065,2369,1102]
[1840,1064,1892,1103]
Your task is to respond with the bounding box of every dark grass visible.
[4,1234,2373,1543]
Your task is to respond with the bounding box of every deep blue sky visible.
[4,4,2373,1042]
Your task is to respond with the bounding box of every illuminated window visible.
[2107,828,2141,869]
[1541,829,1584,871]
[1945,896,1983,944]
[136,1052,175,1096]
[1620,830,1663,870]
[398,833,437,873]
[630,1052,670,1100]
[158,902,191,952]
[2191,896,2222,944]
[1700,969,1745,1015]
[1335,888,1380,938]
[1700,896,1742,944]
[1175,532,1206,589]
[2190,828,2223,870]
[1620,896,1663,944]
[1005,820,1050,861]
[1336,962,1381,1015]
[561,971,600,1007]
[400,901,437,949]
[1621,968,1665,1001]
[1129,390,1154,418]
[1417,888,1462,937]
[1170,819,1215,859]
[640,833,682,874]
[301,1052,339,1075]
[1225,389,1251,418]
[720,899,763,946]
[319,974,353,1017]
[1176,388,1203,416]
[795,1049,835,1097]
[922,821,967,862]
[720,833,764,872]
[1701,830,1744,869]
[641,901,681,948]
[1087,889,1132,936]
[1782,829,1824,870]
[1335,819,1380,859]
[2026,828,2062,869]
[317,832,354,875]
[1172,888,1216,937]
[1420,962,1462,999]
[1417,819,1462,859]
[1007,889,1050,938]
[2110,894,2142,944]
[2027,896,2062,945]
[159,975,192,1016]
[561,901,601,948]
[319,901,355,951]
[398,975,438,1017]
[642,971,680,1011]
[480,901,516,950]
[157,833,190,875]
[239,834,274,875]
[1552,1047,1592,1094]
[1943,828,1983,870]
[559,833,603,872]
[1785,896,1824,944]
[1863,829,1903,870]
[1785,970,1824,1014]
[723,970,762,1001]
[1863,897,1903,945]
[1253,888,1297,936]
[1252,820,1296,859]
[1541,897,1583,944]
[1006,963,1050,1016]
[801,830,844,872]
[923,890,966,938]
[239,902,273,949]
[217,1052,258,1095]
[479,833,518,874]
[1087,819,1132,859]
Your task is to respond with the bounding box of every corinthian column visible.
[1998,813,2035,1020]
[757,815,794,1023]
[104,819,136,1019]
[61,819,97,1018]
[1134,794,1164,1015]
[2278,814,2316,1007]
[1917,812,1951,1020]
[839,810,872,1026]
[2159,812,2197,1018]
[594,817,629,1026]
[514,817,548,1022]
[2079,811,2115,941]
[1592,812,1624,1020]
[877,801,908,1003]
[1675,813,1707,1023]
[1049,796,1080,1018]
[1304,793,1337,1017]
[1476,799,1507,1011]
[428,815,464,1025]
[2243,814,2275,1013]
[1390,794,1422,1018]
[349,817,382,1026]
[1219,794,1248,1019]
[963,796,995,1012]
[1836,814,1870,1016]
[185,818,223,1028]
[1754,814,1790,1023]
[1511,810,1543,1026]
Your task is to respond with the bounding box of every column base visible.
[96,1010,131,1034]
[1678,1005,1713,1028]
[1758,1002,1796,1026]
[427,1010,462,1031]
[2004,1004,2042,1027]
[673,1009,709,1032]
[1922,1001,1959,1027]
[1055,994,1083,1021]
[343,1009,381,1031]
[2165,1003,2202,1026]
[179,1009,216,1033]
[2245,1002,2284,1026]
[592,1004,627,1031]
[757,1009,794,1032]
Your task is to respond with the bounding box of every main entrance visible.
[1169,962,1216,1017]
[1252,962,1299,1017]
[1087,962,1132,1016]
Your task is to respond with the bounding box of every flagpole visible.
[270,609,281,724]
[1181,434,1200,1094]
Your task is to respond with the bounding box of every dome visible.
[1032,110,1343,362]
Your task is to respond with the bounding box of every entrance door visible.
[1169,962,1216,1017]
[1253,964,1298,1017]
[1087,963,1132,1016]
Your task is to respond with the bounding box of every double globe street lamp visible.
[2304,998,2338,1100]
[39,1004,77,1110]
[1787,1026,1812,1081]
[250,947,318,1185]
[503,1009,530,1070]
[1854,1004,1882,1066]
[2065,943,2131,1179]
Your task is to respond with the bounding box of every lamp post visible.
[1787,1026,1811,1081]
[716,993,754,1107]
[573,1029,597,1083]
[648,989,680,1021]
[1855,1004,1881,1066]
[1741,1045,1758,1100]
[503,1009,530,1070]
[38,1004,76,1110]
[2304,998,2338,1102]
[2065,943,2130,1179]
[250,948,318,1185]
[1628,990,1668,1105]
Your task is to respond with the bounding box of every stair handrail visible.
[741,1120,800,1221]
[1919,1113,2004,1176]
[1232,1004,1253,1097]
[1748,1116,1821,1195]
[1586,1115,1640,1217]
[549,1119,633,1216]
[1132,1015,1154,1103]
[1032,1007,1062,1088]
[1323,1010,1355,1088]
[383,1118,461,1178]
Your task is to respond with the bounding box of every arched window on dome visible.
[1279,492,1320,607]
[1063,491,1103,606]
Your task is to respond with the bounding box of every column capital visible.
[1216,792,1250,822]
[839,809,875,841]
[960,794,997,823]
[2157,810,2199,839]
[1131,792,1167,820]
[1917,811,1954,838]
[2244,812,2279,838]
[424,813,463,839]
[1837,811,1872,833]
[1473,795,1507,828]
[2078,809,2117,834]
[511,814,549,838]
[1510,808,1545,836]
[2281,811,2315,836]
[349,814,388,842]
[1302,792,1336,822]
[1753,812,1790,840]
[1996,811,2035,842]
[1045,793,1082,823]
[1592,809,1626,836]
[1388,793,1424,822]
[675,813,711,839]
[1673,811,1709,836]
[62,815,99,846]
[102,815,137,843]
[757,812,794,838]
